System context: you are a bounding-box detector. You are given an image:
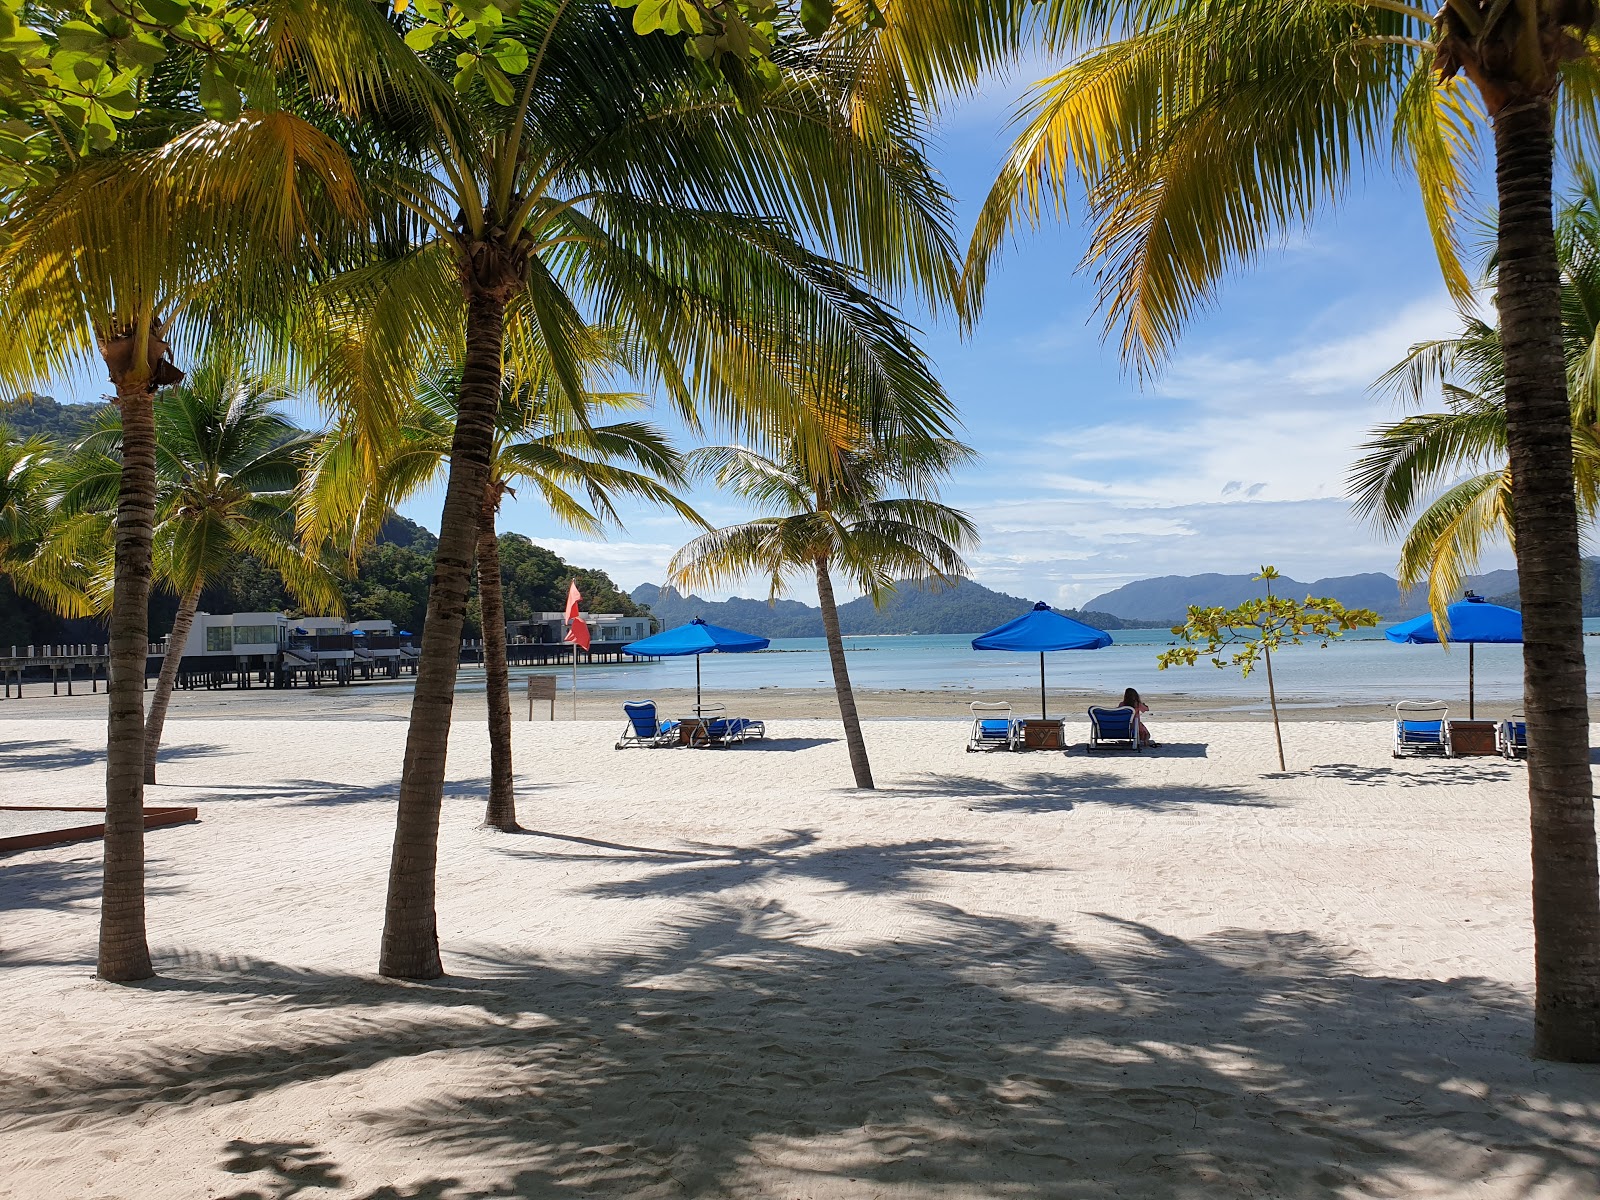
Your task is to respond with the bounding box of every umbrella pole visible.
[696,655,702,712]
[1469,643,1475,719]
[1039,652,1047,720]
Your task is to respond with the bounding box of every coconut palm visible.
[1351,179,1600,618]
[670,433,975,790]
[53,354,344,785]
[0,1,396,979]
[305,340,700,832]
[0,429,97,617]
[329,0,964,979]
[967,0,1600,1063]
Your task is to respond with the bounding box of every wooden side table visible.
[676,718,708,747]
[1020,719,1065,750]
[1448,719,1498,757]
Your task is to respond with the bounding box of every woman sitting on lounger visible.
[1120,688,1159,748]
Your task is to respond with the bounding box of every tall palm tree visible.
[1353,178,1600,618]
[305,342,700,833]
[967,0,1600,1063]
[53,354,343,784]
[670,434,975,789]
[330,0,964,979]
[0,1,392,979]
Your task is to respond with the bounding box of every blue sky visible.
[474,70,1508,608]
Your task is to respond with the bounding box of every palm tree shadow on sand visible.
[888,770,1276,815]
[5,902,1597,1198]
[494,827,1045,898]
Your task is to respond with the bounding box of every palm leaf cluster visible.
[1351,178,1600,618]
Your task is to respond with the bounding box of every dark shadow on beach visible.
[0,738,226,772]
[495,828,1038,898]
[729,737,838,752]
[144,776,493,808]
[0,856,187,913]
[890,770,1273,815]
[5,903,1596,1198]
[1301,761,1520,787]
[1067,742,1210,758]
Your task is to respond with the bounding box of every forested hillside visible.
[0,512,643,647]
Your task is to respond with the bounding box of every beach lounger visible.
[1498,712,1528,760]
[679,703,766,748]
[967,702,1018,752]
[704,716,766,745]
[1086,705,1141,753]
[1393,701,1451,758]
[616,700,679,749]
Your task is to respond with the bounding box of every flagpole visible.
[572,641,578,720]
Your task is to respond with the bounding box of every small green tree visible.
[1156,567,1378,772]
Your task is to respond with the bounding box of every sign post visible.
[527,675,556,721]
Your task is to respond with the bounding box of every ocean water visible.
[501,619,1600,709]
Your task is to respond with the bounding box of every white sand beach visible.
[3,714,1599,1198]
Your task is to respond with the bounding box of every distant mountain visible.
[1084,564,1581,622]
[630,579,1164,638]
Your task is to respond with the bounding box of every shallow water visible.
[426,619,1600,707]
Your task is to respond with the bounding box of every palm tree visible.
[1352,177,1600,618]
[0,5,389,979]
[329,0,964,979]
[53,353,344,784]
[967,0,1600,1063]
[0,429,96,617]
[670,434,975,789]
[305,341,700,832]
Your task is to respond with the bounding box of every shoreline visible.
[0,676,1544,723]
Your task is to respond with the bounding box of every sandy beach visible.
[4,712,1599,1198]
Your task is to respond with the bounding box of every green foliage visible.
[1351,175,1600,623]
[0,0,263,161]
[1156,566,1379,679]
[0,395,108,441]
[495,532,644,619]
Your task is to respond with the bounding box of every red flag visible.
[563,580,590,650]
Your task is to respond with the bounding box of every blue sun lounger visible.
[1498,712,1528,760]
[616,700,679,749]
[967,702,1018,752]
[1087,705,1141,753]
[1393,701,1451,758]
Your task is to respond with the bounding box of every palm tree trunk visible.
[99,376,158,982]
[477,484,520,832]
[1493,97,1600,1062]
[144,578,203,785]
[815,558,873,789]
[379,275,510,980]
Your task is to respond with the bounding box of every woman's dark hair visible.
[1121,687,1141,708]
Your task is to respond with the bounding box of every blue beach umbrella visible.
[1384,592,1523,718]
[972,601,1114,719]
[623,617,770,709]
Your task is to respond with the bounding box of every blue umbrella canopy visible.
[1384,593,1522,717]
[623,617,770,709]
[1384,593,1523,644]
[623,617,770,657]
[972,602,1113,719]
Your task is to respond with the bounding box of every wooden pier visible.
[0,645,114,698]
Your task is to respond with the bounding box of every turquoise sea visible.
[497,618,1600,709]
